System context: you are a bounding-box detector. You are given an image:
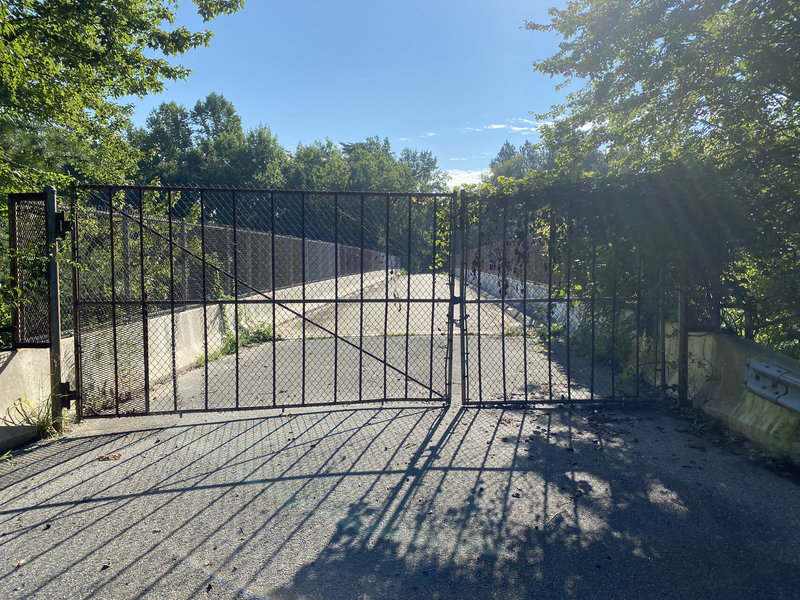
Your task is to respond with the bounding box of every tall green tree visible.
[188,92,246,185]
[243,125,288,188]
[485,139,558,181]
[399,148,447,192]
[130,94,288,187]
[286,139,350,190]
[0,0,243,190]
[529,0,800,355]
[528,0,800,173]
[128,101,195,184]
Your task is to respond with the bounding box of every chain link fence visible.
[73,185,455,416]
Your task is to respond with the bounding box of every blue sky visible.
[130,1,569,186]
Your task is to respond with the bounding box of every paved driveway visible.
[1,403,798,599]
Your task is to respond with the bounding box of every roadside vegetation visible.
[473,1,799,359]
[1,397,64,439]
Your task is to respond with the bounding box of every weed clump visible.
[2,398,64,439]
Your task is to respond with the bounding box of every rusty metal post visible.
[45,186,63,431]
[659,269,667,402]
[678,274,689,406]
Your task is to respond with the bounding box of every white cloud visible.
[464,120,552,135]
[398,137,410,141]
[422,132,435,137]
[445,169,488,188]
[449,157,467,161]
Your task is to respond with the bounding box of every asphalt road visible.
[146,273,613,413]
[1,402,799,599]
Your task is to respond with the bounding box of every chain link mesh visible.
[74,186,454,416]
[459,195,649,404]
[10,196,50,346]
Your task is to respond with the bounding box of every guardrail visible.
[744,359,800,414]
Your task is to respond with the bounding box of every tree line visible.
[128,92,446,192]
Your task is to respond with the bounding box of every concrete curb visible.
[0,425,37,453]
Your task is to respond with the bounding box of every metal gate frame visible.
[72,185,458,417]
[454,190,649,405]
[67,184,655,417]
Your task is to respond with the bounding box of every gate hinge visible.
[55,211,73,240]
[57,381,79,409]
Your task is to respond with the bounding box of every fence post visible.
[444,191,459,403]
[659,269,667,402]
[458,190,469,404]
[45,186,63,431]
[677,273,689,406]
[70,181,83,420]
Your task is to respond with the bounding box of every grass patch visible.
[196,323,278,366]
[0,450,14,466]
[503,328,526,337]
[2,398,63,439]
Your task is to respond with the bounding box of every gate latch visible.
[55,211,73,240]
[57,381,79,409]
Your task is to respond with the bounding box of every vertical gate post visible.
[659,269,667,402]
[458,190,469,404]
[70,182,83,419]
[444,191,459,403]
[45,186,63,431]
[678,272,690,406]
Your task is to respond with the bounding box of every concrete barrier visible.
[0,347,54,416]
[0,270,392,420]
[655,328,800,461]
[455,269,576,329]
[0,346,68,451]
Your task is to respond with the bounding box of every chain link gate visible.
[6,193,51,348]
[69,185,651,417]
[455,191,650,405]
[72,185,458,417]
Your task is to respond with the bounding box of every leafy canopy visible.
[0,0,243,189]
[527,0,800,356]
[528,0,800,171]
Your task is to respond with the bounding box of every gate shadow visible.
[0,405,795,599]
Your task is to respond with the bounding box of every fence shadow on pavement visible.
[0,405,798,599]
